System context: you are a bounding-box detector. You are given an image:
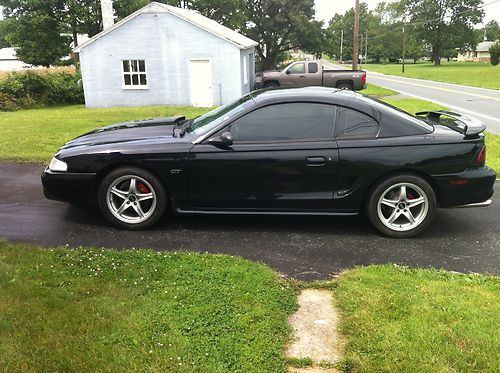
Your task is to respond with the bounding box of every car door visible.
[188,102,341,212]
[282,62,307,86]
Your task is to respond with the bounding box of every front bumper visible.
[41,168,97,206]
[433,166,496,208]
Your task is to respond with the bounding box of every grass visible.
[333,265,500,372]
[366,61,500,90]
[485,132,500,172]
[0,105,212,163]
[2,242,499,371]
[0,241,296,372]
[362,84,398,97]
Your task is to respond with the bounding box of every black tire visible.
[98,167,167,230]
[367,174,436,238]
[337,82,353,90]
[263,81,279,89]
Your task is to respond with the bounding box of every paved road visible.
[322,60,500,135]
[1,163,498,280]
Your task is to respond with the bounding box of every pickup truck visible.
[254,60,366,91]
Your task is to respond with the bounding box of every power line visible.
[329,0,500,44]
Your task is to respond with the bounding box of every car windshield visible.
[360,95,434,132]
[189,94,254,137]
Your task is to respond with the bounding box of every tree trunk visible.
[260,47,279,71]
[432,47,441,66]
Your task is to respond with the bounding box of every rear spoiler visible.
[415,110,486,137]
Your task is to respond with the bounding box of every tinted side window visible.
[229,103,336,142]
[308,62,318,73]
[336,107,379,138]
[289,63,305,74]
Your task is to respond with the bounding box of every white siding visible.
[239,48,255,95]
[80,12,249,108]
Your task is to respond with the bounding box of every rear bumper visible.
[41,168,97,206]
[433,166,496,208]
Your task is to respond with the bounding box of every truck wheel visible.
[337,82,353,90]
[263,82,279,88]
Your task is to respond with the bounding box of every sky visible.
[314,0,500,28]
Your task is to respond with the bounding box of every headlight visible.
[255,76,262,82]
[48,157,68,172]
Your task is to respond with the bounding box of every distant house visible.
[0,48,29,71]
[74,2,257,108]
[458,37,497,62]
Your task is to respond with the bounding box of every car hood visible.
[61,116,187,149]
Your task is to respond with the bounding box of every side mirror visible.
[208,131,233,146]
[285,69,291,75]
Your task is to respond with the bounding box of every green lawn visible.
[362,84,398,97]
[0,241,296,372]
[367,61,500,90]
[1,242,499,371]
[0,105,212,163]
[334,265,500,372]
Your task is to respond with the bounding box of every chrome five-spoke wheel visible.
[98,167,167,229]
[106,175,157,224]
[377,183,428,232]
[367,175,436,238]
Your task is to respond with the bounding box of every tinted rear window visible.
[336,107,379,138]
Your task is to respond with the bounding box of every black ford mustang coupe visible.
[42,87,495,237]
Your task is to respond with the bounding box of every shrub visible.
[0,69,84,111]
[490,43,500,66]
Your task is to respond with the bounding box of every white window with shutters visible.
[122,59,148,89]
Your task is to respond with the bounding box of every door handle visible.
[306,156,326,166]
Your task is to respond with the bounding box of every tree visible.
[113,0,247,30]
[0,19,13,48]
[483,20,500,41]
[4,13,71,66]
[0,0,102,66]
[242,0,323,70]
[406,0,484,65]
[490,43,500,66]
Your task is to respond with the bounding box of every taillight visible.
[476,145,486,166]
[362,73,366,85]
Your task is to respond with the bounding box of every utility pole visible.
[360,33,363,68]
[353,0,360,70]
[340,29,344,63]
[365,33,368,66]
[402,16,407,73]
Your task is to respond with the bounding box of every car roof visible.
[249,87,433,137]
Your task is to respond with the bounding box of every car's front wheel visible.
[98,167,167,230]
[367,175,436,238]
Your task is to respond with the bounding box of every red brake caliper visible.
[137,182,150,194]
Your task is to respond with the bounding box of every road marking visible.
[371,85,500,128]
[368,70,500,94]
[371,75,500,102]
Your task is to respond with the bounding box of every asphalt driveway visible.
[0,162,498,280]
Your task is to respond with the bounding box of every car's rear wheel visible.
[367,175,436,238]
[98,167,167,230]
